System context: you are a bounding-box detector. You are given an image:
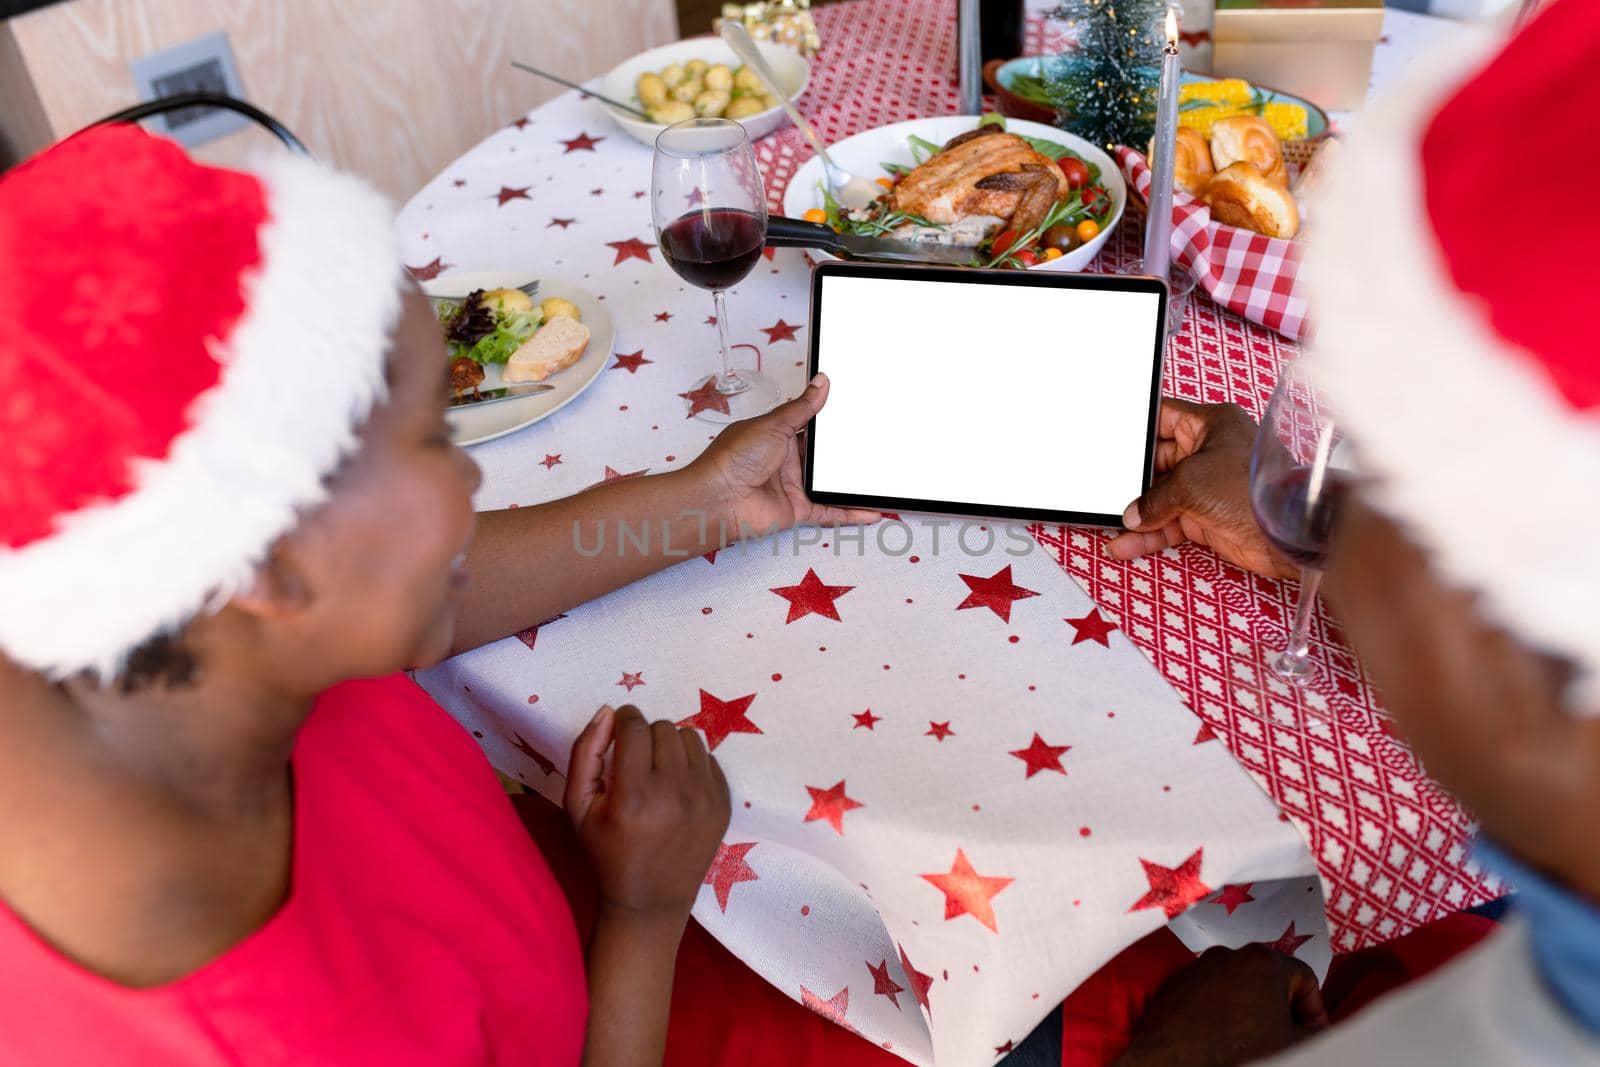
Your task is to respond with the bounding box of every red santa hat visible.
[1305,0,1600,710]
[0,125,401,680]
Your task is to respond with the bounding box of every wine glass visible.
[651,118,780,423]
[1249,363,1350,685]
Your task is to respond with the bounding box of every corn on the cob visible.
[1177,105,1230,136]
[1179,78,1253,106]
[1261,101,1309,140]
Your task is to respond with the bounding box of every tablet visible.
[803,261,1167,527]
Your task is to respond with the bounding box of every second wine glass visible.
[1248,364,1350,686]
[651,118,780,423]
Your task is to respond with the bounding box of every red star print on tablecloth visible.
[800,986,853,1031]
[760,318,802,343]
[995,1041,1015,1055]
[405,257,451,281]
[685,187,706,207]
[511,116,531,130]
[1211,883,1256,915]
[853,709,882,730]
[926,720,955,741]
[548,217,575,229]
[495,185,531,206]
[866,958,904,1010]
[509,732,557,776]
[1194,721,1218,744]
[679,378,731,418]
[702,841,760,911]
[898,943,935,1016]
[1065,607,1117,646]
[1262,921,1315,957]
[705,315,718,326]
[804,780,864,835]
[584,465,650,491]
[590,187,605,197]
[617,671,645,692]
[956,565,1040,622]
[1009,733,1070,778]
[610,349,653,373]
[540,454,562,469]
[921,848,1014,933]
[654,310,673,322]
[451,178,466,188]
[514,613,567,650]
[678,689,761,750]
[1129,848,1211,920]
[606,237,654,265]
[770,568,854,623]
[559,131,604,152]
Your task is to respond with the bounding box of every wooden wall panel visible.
[1,0,678,200]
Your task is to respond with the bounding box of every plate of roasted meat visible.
[780,114,1125,271]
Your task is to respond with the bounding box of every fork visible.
[719,22,882,212]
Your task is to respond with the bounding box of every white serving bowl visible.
[780,116,1126,273]
[598,37,810,146]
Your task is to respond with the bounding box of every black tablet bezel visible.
[802,260,1168,528]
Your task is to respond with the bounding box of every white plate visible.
[423,272,614,448]
[779,116,1126,272]
[598,37,810,146]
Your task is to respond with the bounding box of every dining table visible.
[399,2,1502,1063]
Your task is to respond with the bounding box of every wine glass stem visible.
[1284,567,1323,665]
[711,288,741,393]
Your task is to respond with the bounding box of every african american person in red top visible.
[0,125,912,1066]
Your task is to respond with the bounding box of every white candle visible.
[1142,7,1181,283]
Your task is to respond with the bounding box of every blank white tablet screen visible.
[811,272,1161,518]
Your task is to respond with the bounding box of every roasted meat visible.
[889,127,1068,238]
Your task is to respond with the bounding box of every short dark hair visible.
[116,631,198,692]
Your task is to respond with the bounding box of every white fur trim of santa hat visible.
[0,152,401,681]
[1303,27,1600,714]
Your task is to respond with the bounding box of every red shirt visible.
[0,675,587,1065]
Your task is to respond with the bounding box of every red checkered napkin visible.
[1118,147,1310,342]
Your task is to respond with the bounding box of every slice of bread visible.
[502,318,591,383]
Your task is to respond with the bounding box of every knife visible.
[448,383,556,409]
[765,216,980,266]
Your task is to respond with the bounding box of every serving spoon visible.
[719,21,882,212]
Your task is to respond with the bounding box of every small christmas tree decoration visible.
[1045,0,1171,151]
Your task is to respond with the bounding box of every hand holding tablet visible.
[802,262,1168,526]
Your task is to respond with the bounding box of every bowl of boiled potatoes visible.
[597,37,810,145]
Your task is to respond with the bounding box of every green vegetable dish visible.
[435,287,544,365]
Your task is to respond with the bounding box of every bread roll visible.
[1173,127,1214,196]
[502,318,591,383]
[1203,161,1300,239]
[1210,115,1287,187]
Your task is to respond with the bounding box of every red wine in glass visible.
[651,118,780,423]
[658,208,766,291]
[1253,466,1350,570]
[1248,366,1345,687]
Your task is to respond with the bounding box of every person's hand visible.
[688,373,882,541]
[564,704,731,925]
[1113,945,1329,1067]
[1108,399,1299,580]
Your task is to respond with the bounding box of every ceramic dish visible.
[598,37,810,146]
[780,115,1126,273]
[422,272,614,447]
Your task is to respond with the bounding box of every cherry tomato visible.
[1042,223,1080,252]
[1042,247,1064,261]
[1075,219,1101,243]
[875,176,896,190]
[1014,248,1040,268]
[990,229,1019,257]
[1083,186,1111,217]
[1057,156,1089,189]
[802,207,828,224]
